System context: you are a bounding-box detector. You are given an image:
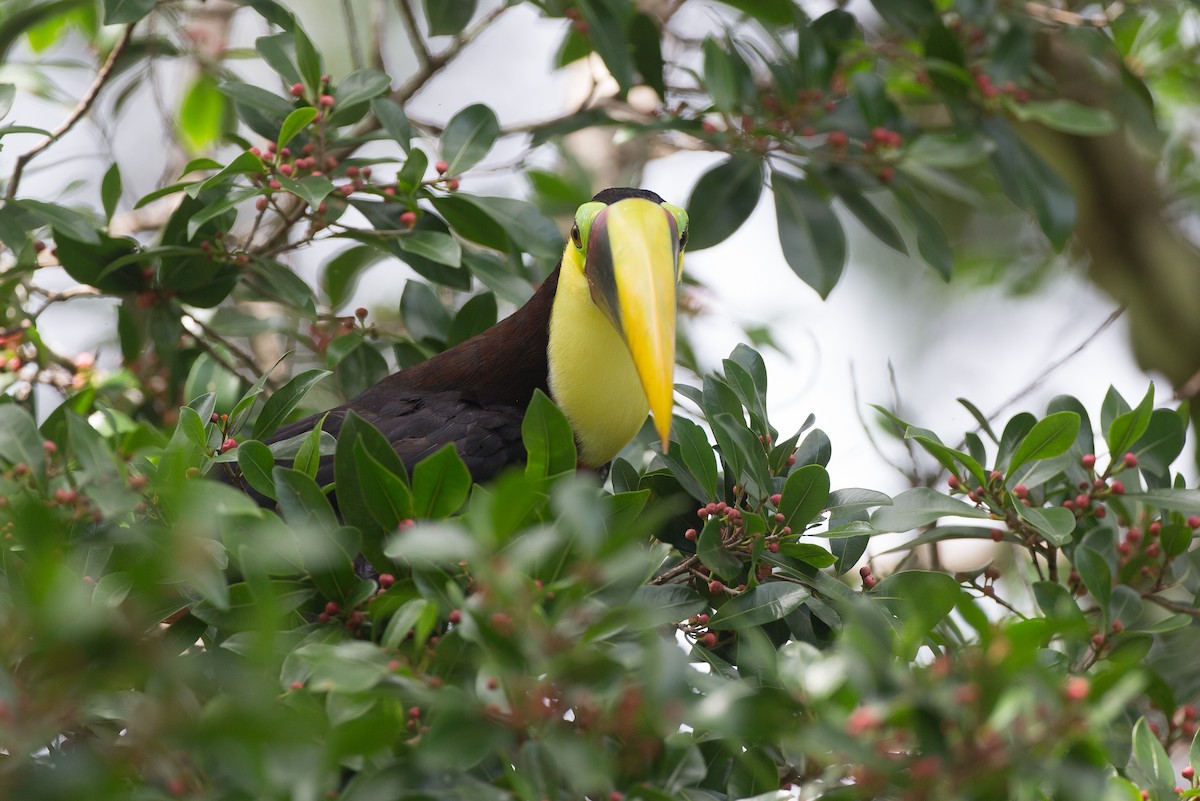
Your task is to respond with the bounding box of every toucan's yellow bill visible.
[584,198,679,450]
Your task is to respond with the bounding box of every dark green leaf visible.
[685,154,763,251]
[778,465,830,532]
[252,369,331,440]
[14,199,99,244]
[440,103,500,175]
[629,13,665,98]
[523,389,577,479]
[371,98,412,151]
[398,231,461,266]
[237,440,277,500]
[277,107,318,150]
[1107,384,1154,460]
[870,488,988,532]
[1073,547,1110,611]
[773,173,846,297]
[448,292,497,345]
[273,466,337,530]
[630,585,707,627]
[412,445,472,518]
[103,0,155,24]
[1006,411,1080,478]
[697,517,742,582]
[576,0,635,91]
[101,163,121,223]
[708,583,810,630]
[322,245,383,310]
[400,281,451,343]
[1014,503,1076,546]
[422,0,476,36]
[837,189,907,255]
[353,439,414,529]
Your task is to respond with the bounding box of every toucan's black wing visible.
[264,387,528,494]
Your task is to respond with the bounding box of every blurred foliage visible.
[2,0,1200,799]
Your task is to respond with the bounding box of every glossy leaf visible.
[523,389,576,479]
[870,488,988,532]
[685,154,763,251]
[778,465,830,533]
[708,583,810,630]
[423,0,476,36]
[698,517,742,582]
[252,370,331,440]
[236,440,277,500]
[1006,411,1080,479]
[440,103,499,175]
[277,107,318,150]
[412,445,472,518]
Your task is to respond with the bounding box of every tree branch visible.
[6,23,137,201]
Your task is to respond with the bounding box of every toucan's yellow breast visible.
[547,251,650,466]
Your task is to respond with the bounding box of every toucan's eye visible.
[679,229,689,250]
[570,223,583,249]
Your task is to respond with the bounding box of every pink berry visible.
[290,82,305,97]
[708,580,724,594]
[255,197,269,211]
[219,438,237,453]
[701,632,717,648]
[448,609,462,624]
[445,177,460,191]
[400,211,417,228]
[1123,452,1138,468]
[1063,676,1090,701]
[769,493,782,505]
[435,160,450,174]
[991,529,1004,542]
[378,573,395,589]
[1188,516,1200,529]
[319,94,335,107]
[1110,481,1125,495]
[1081,454,1096,469]
[684,528,697,541]
[1184,766,1195,780]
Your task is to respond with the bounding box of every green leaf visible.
[255,32,302,87]
[293,24,323,93]
[273,466,337,530]
[1073,546,1111,612]
[629,13,665,98]
[412,445,472,518]
[837,189,907,255]
[0,83,14,121]
[422,0,476,36]
[103,0,155,24]
[1014,503,1076,546]
[177,73,226,154]
[772,173,849,297]
[398,230,462,266]
[292,416,325,478]
[400,281,450,342]
[904,426,987,487]
[1006,411,1080,479]
[353,439,414,529]
[332,68,390,110]
[984,119,1075,249]
[1107,384,1154,460]
[674,416,718,500]
[14,199,99,244]
[101,163,122,223]
[576,0,635,91]
[459,196,562,259]
[440,103,499,175]
[1010,99,1116,135]
[252,369,330,440]
[1130,408,1186,475]
[1132,717,1175,791]
[1121,489,1200,515]
[685,154,763,251]
[708,583,810,630]
[448,292,497,345]
[870,488,988,532]
[697,517,742,582]
[895,188,952,279]
[382,598,433,650]
[195,150,267,194]
[630,585,707,627]
[0,404,45,477]
[711,0,794,25]
[778,465,830,532]
[322,245,383,310]
[371,98,412,151]
[703,38,740,115]
[522,389,577,479]
[873,570,960,656]
[236,439,277,500]
[277,107,318,150]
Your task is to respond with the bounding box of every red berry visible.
[684,528,697,541]
[435,160,450,174]
[279,163,293,176]
[991,529,1004,542]
[1075,494,1090,509]
[1123,452,1138,468]
[1091,633,1105,648]
[1093,505,1106,518]
[1183,766,1195,780]
[708,580,724,594]
[1063,676,1090,701]
[770,493,782,505]
[255,197,269,211]
[773,512,785,523]
[863,575,877,589]
[1110,480,1125,495]
[1146,543,1160,558]
[1013,484,1028,498]
[290,681,304,690]
[408,706,421,719]
[290,82,305,97]
[1188,516,1200,530]
[1081,454,1096,469]
[878,166,895,183]
[345,165,360,177]
[219,437,237,453]
[324,601,340,616]
[42,440,57,455]
[400,211,417,228]
[1112,620,1124,632]
[948,476,960,490]
[700,632,717,648]
[319,94,335,107]
[767,542,779,553]
[859,565,872,578]
[1127,527,1143,542]
[129,474,148,491]
[378,573,394,589]
[445,177,460,191]
[827,130,848,148]
[787,455,796,466]
[448,609,462,624]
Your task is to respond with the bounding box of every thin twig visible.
[650,554,700,585]
[395,0,431,69]
[341,0,364,70]
[6,23,137,200]
[953,305,1125,450]
[1024,1,1124,27]
[182,311,280,389]
[1144,594,1200,619]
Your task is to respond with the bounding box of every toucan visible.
[252,187,687,490]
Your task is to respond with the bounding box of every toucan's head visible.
[562,188,688,451]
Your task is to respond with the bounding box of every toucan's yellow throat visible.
[547,193,687,466]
